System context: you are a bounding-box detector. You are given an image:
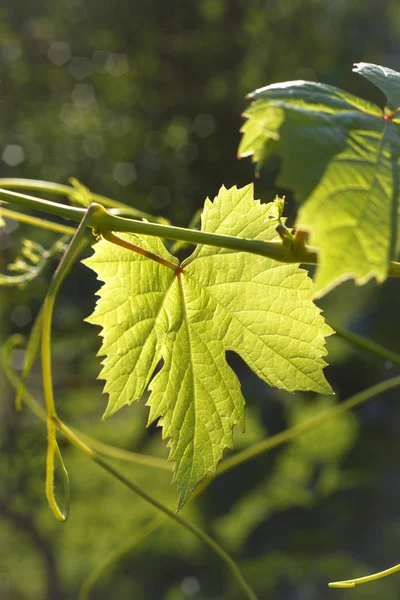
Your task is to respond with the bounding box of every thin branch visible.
[1,185,400,276]
[0,206,75,235]
[0,177,161,223]
[218,375,400,474]
[55,417,258,600]
[79,516,165,600]
[2,340,171,472]
[329,563,400,588]
[0,187,323,264]
[333,324,400,367]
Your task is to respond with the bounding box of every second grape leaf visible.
[239,62,400,297]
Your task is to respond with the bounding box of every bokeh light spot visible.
[11,305,32,327]
[180,576,201,596]
[48,41,72,65]
[104,53,129,77]
[113,162,137,186]
[2,145,25,167]
[71,84,96,108]
[2,39,22,62]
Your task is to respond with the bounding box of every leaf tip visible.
[177,491,190,511]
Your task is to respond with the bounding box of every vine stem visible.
[0,177,160,222]
[41,205,101,520]
[329,563,400,588]
[1,185,400,275]
[0,187,323,264]
[78,516,165,600]
[332,324,400,367]
[0,206,75,235]
[218,374,400,475]
[47,414,257,599]
[3,337,171,471]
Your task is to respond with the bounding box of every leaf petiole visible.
[101,230,179,271]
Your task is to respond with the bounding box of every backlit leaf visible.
[84,184,333,507]
[239,62,400,296]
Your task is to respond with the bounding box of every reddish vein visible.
[101,231,179,272]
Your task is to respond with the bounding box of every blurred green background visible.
[2,1,400,598]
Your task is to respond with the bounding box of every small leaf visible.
[68,178,92,207]
[353,62,400,111]
[239,63,400,296]
[84,184,333,507]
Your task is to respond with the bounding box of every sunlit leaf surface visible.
[239,62,400,296]
[84,184,332,507]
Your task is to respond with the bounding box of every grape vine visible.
[2,62,400,597]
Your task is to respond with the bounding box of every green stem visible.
[0,188,320,264]
[54,417,257,600]
[0,177,86,197]
[2,185,400,275]
[80,437,171,471]
[2,183,400,279]
[0,187,89,220]
[3,338,171,472]
[0,206,75,235]
[42,233,92,418]
[0,178,160,223]
[329,563,400,588]
[333,325,400,367]
[3,335,48,421]
[218,375,400,475]
[41,207,97,520]
[79,516,165,600]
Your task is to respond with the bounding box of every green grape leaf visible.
[239,62,400,296]
[84,184,333,507]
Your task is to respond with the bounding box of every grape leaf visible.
[239,62,400,296]
[84,184,333,507]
